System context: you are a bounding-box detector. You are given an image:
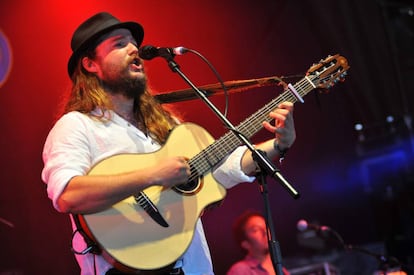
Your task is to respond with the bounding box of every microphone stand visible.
[161,54,299,275]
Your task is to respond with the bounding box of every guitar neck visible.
[189,76,316,175]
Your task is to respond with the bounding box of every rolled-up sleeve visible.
[213,146,256,189]
[41,113,92,211]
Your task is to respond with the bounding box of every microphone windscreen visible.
[138,45,157,60]
[297,219,308,232]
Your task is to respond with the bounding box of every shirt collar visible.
[244,255,264,270]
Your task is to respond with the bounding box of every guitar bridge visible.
[134,192,169,227]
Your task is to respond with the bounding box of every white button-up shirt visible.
[42,110,255,275]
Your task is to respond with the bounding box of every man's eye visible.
[114,40,127,47]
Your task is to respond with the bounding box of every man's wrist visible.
[274,142,289,161]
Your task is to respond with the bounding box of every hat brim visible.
[67,21,144,77]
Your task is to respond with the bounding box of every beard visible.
[101,71,147,99]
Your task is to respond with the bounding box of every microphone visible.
[138,45,188,60]
[297,219,331,233]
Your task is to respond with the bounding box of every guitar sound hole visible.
[173,176,203,195]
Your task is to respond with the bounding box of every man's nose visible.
[128,42,139,54]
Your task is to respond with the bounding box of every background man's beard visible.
[102,76,147,99]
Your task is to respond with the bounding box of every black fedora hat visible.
[67,12,144,77]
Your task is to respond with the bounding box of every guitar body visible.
[79,123,227,271]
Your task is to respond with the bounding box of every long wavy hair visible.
[63,58,179,145]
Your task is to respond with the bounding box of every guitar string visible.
[186,58,341,175]
[140,81,305,201]
[188,58,345,179]
[144,64,342,200]
[188,69,341,181]
[139,79,308,202]
[187,76,313,182]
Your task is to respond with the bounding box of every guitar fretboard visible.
[188,75,316,181]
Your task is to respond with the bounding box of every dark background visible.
[0,0,413,274]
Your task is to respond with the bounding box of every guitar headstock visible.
[307,54,349,90]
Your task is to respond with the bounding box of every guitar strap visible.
[71,214,101,255]
[70,215,182,274]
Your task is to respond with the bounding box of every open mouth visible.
[130,58,143,72]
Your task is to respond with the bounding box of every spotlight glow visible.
[0,29,12,88]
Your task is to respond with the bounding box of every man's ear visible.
[241,240,250,251]
[81,56,98,73]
